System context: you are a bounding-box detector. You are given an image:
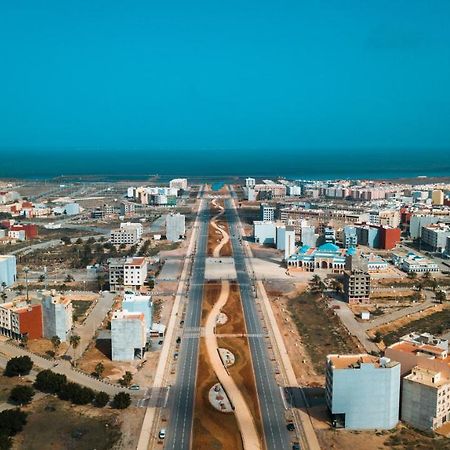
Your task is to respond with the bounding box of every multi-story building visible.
[0,255,16,287]
[301,225,318,247]
[421,223,450,252]
[260,204,276,221]
[379,226,401,250]
[401,365,450,431]
[169,178,188,191]
[110,222,143,245]
[392,252,439,273]
[368,209,400,228]
[166,213,185,242]
[245,177,256,189]
[111,309,146,361]
[40,292,73,342]
[325,354,400,429]
[119,202,136,217]
[432,190,445,206]
[108,257,148,292]
[343,226,357,248]
[343,269,371,304]
[409,214,440,239]
[324,227,336,244]
[276,225,296,259]
[253,221,277,245]
[0,301,43,340]
[254,183,286,200]
[122,292,153,333]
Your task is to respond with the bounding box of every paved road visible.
[165,196,209,450]
[225,197,291,450]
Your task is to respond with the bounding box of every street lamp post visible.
[23,267,30,303]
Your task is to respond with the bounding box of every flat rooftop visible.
[327,354,398,370]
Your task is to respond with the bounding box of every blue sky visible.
[1,1,450,152]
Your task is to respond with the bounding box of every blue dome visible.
[318,243,340,252]
[347,246,357,255]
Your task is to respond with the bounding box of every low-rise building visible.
[325,354,400,429]
[111,309,146,361]
[169,178,188,191]
[392,252,439,273]
[421,223,450,252]
[40,292,73,342]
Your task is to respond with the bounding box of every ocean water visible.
[1,148,449,180]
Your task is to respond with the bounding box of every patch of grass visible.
[288,292,360,374]
[381,307,450,346]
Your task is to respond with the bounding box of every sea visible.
[1,148,449,181]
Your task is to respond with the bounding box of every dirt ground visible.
[217,335,265,449]
[217,283,246,335]
[192,339,243,450]
[12,396,122,450]
[27,338,69,358]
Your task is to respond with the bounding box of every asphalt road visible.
[225,197,291,450]
[165,196,209,450]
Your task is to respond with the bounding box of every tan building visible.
[432,190,444,206]
[402,366,450,430]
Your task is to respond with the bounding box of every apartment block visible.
[111,309,146,361]
[169,178,188,191]
[122,292,153,332]
[40,292,73,342]
[421,223,450,252]
[0,255,16,287]
[166,213,186,242]
[253,221,277,245]
[260,204,276,221]
[343,226,357,248]
[0,301,43,340]
[108,257,148,292]
[343,269,371,304]
[276,225,296,259]
[110,222,143,245]
[392,252,439,273]
[325,354,400,429]
[432,190,445,206]
[402,366,450,431]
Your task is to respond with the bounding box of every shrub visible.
[94,391,110,408]
[0,409,27,437]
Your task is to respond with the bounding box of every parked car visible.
[287,423,295,431]
[129,384,140,391]
[159,429,166,439]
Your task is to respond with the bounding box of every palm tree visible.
[69,334,81,360]
[51,335,61,356]
[436,290,447,303]
[95,362,105,379]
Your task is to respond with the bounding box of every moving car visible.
[159,429,166,440]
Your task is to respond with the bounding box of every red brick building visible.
[0,302,43,340]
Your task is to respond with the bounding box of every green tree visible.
[4,356,33,377]
[112,392,131,409]
[64,274,75,283]
[330,279,343,294]
[94,391,110,408]
[34,370,67,394]
[38,274,45,283]
[407,272,417,279]
[61,236,71,245]
[373,331,383,343]
[9,385,34,405]
[119,371,133,387]
[0,409,27,437]
[436,290,447,303]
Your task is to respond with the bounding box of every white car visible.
[159,429,166,439]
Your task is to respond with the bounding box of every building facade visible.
[111,310,146,361]
[40,292,73,342]
[325,354,400,429]
[166,213,186,242]
[343,270,371,304]
[0,255,16,287]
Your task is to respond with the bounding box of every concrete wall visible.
[330,363,400,429]
[253,221,276,245]
[401,379,436,430]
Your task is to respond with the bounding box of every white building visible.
[392,252,439,273]
[326,354,400,429]
[260,204,276,221]
[122,292,153,332]
[169,178,188,191]
[0,255,16,287]
[421,223,450,252]
[166,213,185,242]
[253,221,277,245]
[111,310,146,361]
[108,257,148,292]
[245,178,256,189]
[276,225,296,259]
[110,222,143,245]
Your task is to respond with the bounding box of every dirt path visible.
[210,198,230,258]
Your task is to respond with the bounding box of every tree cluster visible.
[4,356,33,377]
